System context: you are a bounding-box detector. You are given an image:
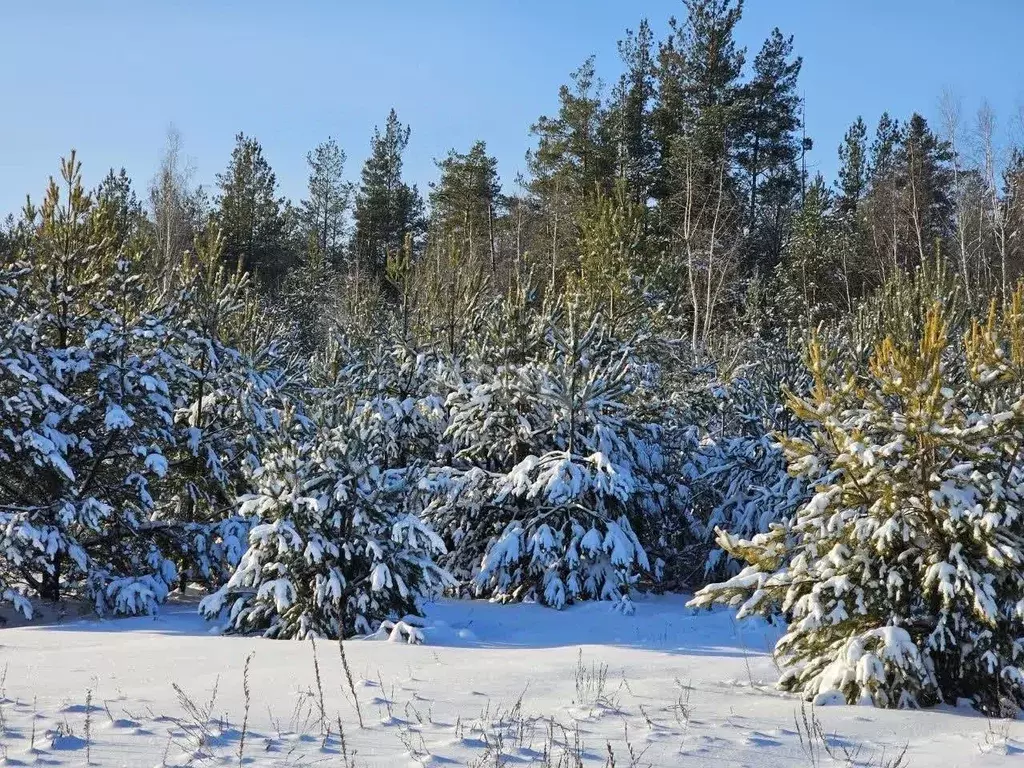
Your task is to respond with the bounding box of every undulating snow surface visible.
[0,596,1020,766]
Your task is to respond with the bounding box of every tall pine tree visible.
[351,109,425,275]
[429,140,502,268]
[529,57,614,285]
[609,20,658,203]
[653,0,745,204]
[897,113,954,268]
[837,116,868,216]
[214,133,290,287]
[735,27,804,270]
[301,136,351,267]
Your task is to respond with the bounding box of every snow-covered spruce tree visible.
[160,228,301,590]
[415,286,547,583]
[199,399,452,640]
[424,304,680,611]
[344,342,448,470]
[0,259,45,616]
[423,354,545,586]
[686,338,812,580]
[690,301,1024,714]
[0,155,184,616]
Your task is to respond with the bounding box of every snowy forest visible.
[4,0,1024,719]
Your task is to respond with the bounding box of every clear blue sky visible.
[1,1,1022,218]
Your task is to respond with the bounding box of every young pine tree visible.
[572,181,651,333]
[200,354,452,639]
[425,306,676,612]
[0,155,181,615]
[691,298,1024,714]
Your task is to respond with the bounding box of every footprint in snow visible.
[746,731,782,747]
[60,702,103,714]
[48,733,88,751]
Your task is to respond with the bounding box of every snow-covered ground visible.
[0,595,1020,767]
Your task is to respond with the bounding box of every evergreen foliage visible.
[198,403,452,639]
[214,133,290,286]
[352,110,425,275]
[3,2,1024,716]
[429,141,502,269]
[424,306,680,611]
[0,154,295,618]
[301,137,351,266]
[692,294,1024,714]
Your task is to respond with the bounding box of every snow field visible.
[0,596,1020,767]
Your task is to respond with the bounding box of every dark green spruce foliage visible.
[214,133,290,286]
[351,109,425,274]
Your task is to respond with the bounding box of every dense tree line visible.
[4,0,1024,715]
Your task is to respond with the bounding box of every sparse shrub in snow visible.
[691,302,1024,714]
